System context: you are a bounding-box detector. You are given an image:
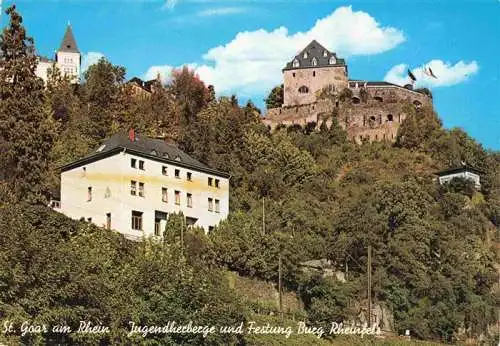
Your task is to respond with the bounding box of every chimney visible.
[128,128,135,142]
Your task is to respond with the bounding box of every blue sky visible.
[1,0,499,150]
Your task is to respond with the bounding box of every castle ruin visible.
[262,40,432,143]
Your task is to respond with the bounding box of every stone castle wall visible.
[283,65,348,106]
[263,84,432,144]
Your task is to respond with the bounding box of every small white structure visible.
[57,131,230,241]
[436,165,483,190]
[35,24,81,84]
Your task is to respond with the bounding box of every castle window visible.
[413,100,422,108]
[329,56,336,64]
[303,52,308,59]
[313,71,316,77]
[387,114,394,122]
[311,57,318,67]
[298,86,309,94]
[323,50,328,57]
[293,73,296,77]
[352,96,360,104]
[379,115,382,124]
[293,59,300,68]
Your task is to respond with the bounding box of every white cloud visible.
[81,52,105,72]
[145,6,405,96]
[143,63,198,83]
[384,60,479,88]
[143,64,174,83]
[197,7,246,17]
[163,0,178,10]
[194,6,404,95]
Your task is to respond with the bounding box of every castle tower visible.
[282,40,348,107]
[56,24,81,83]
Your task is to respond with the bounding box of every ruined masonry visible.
[262,40,431,143]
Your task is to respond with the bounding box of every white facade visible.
[438,170,481,189]
[35,59,53,83]
[59,151,229,241]
[35,25,81,84]
[56,51,80,83]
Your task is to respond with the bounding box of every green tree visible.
[81,57,126,143]
[0,5,56,204]
[265,84,284,109]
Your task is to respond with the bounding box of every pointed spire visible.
[58,24,79,53]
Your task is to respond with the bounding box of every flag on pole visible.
[407,69,417,82]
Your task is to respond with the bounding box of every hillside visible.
[0,5,499,345]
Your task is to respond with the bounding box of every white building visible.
[35,24,81,84]
[436,165,483,190]
[57,131,230,240]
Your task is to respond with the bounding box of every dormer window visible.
[329,56,336,64]
[175,156,181,162]
[292,59,300,68]
[311,57,318,67]
[96,144,105,152]
[323,50,328,57]
[303,51,308,59]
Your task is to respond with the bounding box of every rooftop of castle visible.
[58,24,79,53]
[283,40,345,71]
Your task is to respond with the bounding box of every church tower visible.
[56,24,81,83]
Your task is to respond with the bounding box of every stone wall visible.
[263,84,432,144]
[283,65,348,106]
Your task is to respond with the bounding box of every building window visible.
[131,211,143,230]
[387,114,394,122]
[175,190,180,205]
[139,160,145,170]
[215,199,220,213]
[187,193,192,208]
[298,86,309,94]
[215,179,220,188]
[208,198,213,211]
[162,166,168,176]
[313,71,316,77]
[208,177,213,186]
[138,182,144,197]
[175,169,180,179]
[329,56,336,64]
[187,172,192,181]
[130,180,137,196]
[162,187,168,202]
[323,50,328,57]
[292,72,296,77]
[106,213,111,230]
[311,57,318,66]
[87,187,92,201]
[154,221,161,237]
[131,158,137,168]
[303,51,308,59]
[292,59,300,68]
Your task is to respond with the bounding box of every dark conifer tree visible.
[0,5,55,204]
